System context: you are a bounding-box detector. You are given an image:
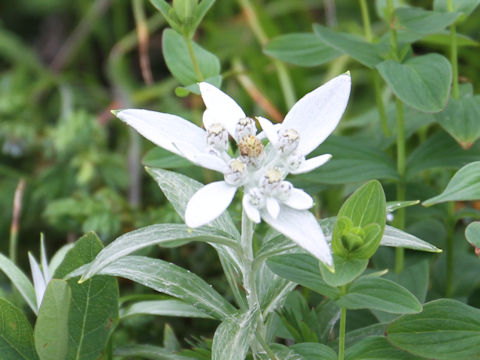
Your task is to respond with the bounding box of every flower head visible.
[115,74,351,266]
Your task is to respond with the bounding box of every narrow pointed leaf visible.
[34,280,71,360]
[0,253,37,314]
[120,300,214,319]
[81,224,238,281]
[114,344,191,360]
[212,310,258,360]
[95,256,236,320]
[380,225,441,252]
[0,298,38,360]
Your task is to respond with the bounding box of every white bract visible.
[116,73,351,267]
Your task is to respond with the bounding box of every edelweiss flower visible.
[115,74,351,267]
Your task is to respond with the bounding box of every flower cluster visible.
[116,74,351,266]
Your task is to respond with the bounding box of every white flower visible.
[116,74,351,267]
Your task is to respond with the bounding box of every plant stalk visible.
[394,97,406,273]
[338,285,348,360]
[447,0,459,99]
[9,179,25,264]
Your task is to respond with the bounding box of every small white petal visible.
[283,188,314,210]
[291,154,332,174]
[282,74,351,155]
[117,109,207,157]
[266,197,280,219]
[199,83,245,137]
[257,117,278,145]
[262,206,333,267]
[185,181,237,228]
[29,253,47,308]
[243,195,261,223]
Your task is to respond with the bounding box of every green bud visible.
[173,0,198,22]
[341,226,365,251]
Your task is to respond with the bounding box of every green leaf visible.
[294,136,399,186]
[290,343,337,360]
[406,130,480,178]
[437,95,480,148]
[114,344,190,359]
[386,201,419,213]
[466,221,480,249]
[149,0,181,32]
[80,224,238,281]
[266,254,340,299]
[264,33,341,67]
[380,225,441,252]
[0,253,37,314]
[54,233,119,360]
[332,180,386,259]
[434,0,480,18]
[162,28,221,88]
[211,310,257,360]
[375,0,409,20]
[34,280,71,360]
[313,24,384,68]
[377,54,452,113]
[396,7,461,36]
[0,298,38,360]
[95,256,236,320]
[387,299,480,359]
[423,161,480,205]
[345,336,422,360]
[120,300,214,319]
[420,31,479,47]
[319,255,368,287]
[337,276,422,314]
[191,0,215,33]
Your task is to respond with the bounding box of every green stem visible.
[237,0,296,108]
[445,201,455,297]
[359,0,390,137]
[9,179,25,264]
[255,328,278,360]
[394,97,406,273]
[447,0,459,99]
[338,285,348,360]
[186,37,204,81]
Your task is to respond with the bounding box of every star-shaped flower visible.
[115,73,351,267]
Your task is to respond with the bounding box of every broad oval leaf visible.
[162,28,221,89]
[34,280,71,360]
[387,299,480,359]
[54,232,119,360]
[423,161,480,205]
[437,94,480,149]
[212,310,257,360]
[264,33,341,67]
[0,253,37,314]
[313,24,384,68]
[337,276,422,314]
[465,221,480,249]
[95,255,236,320]
[345,336,422,360]
[377,54,452,113]
[80,224,239,281]
[0,298,38,360]
[266,254,339,299]
[396,8,461,36]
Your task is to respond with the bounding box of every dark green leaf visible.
[264,33,341,67]
[313,24,384,68]
[423,161,480,205]
[465,221,480,249]
[396,7,461,36]
[54,233,119,360]
[0,298,38,360]
[387,299,480,359]
[162,28,221,88]
[437,95,480,148]
[120,300,214,319]
[434,0,480,18]
[337,276,422,314]
[345,336,422,360]
[114,344,190,359]
[267,254,340,299]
